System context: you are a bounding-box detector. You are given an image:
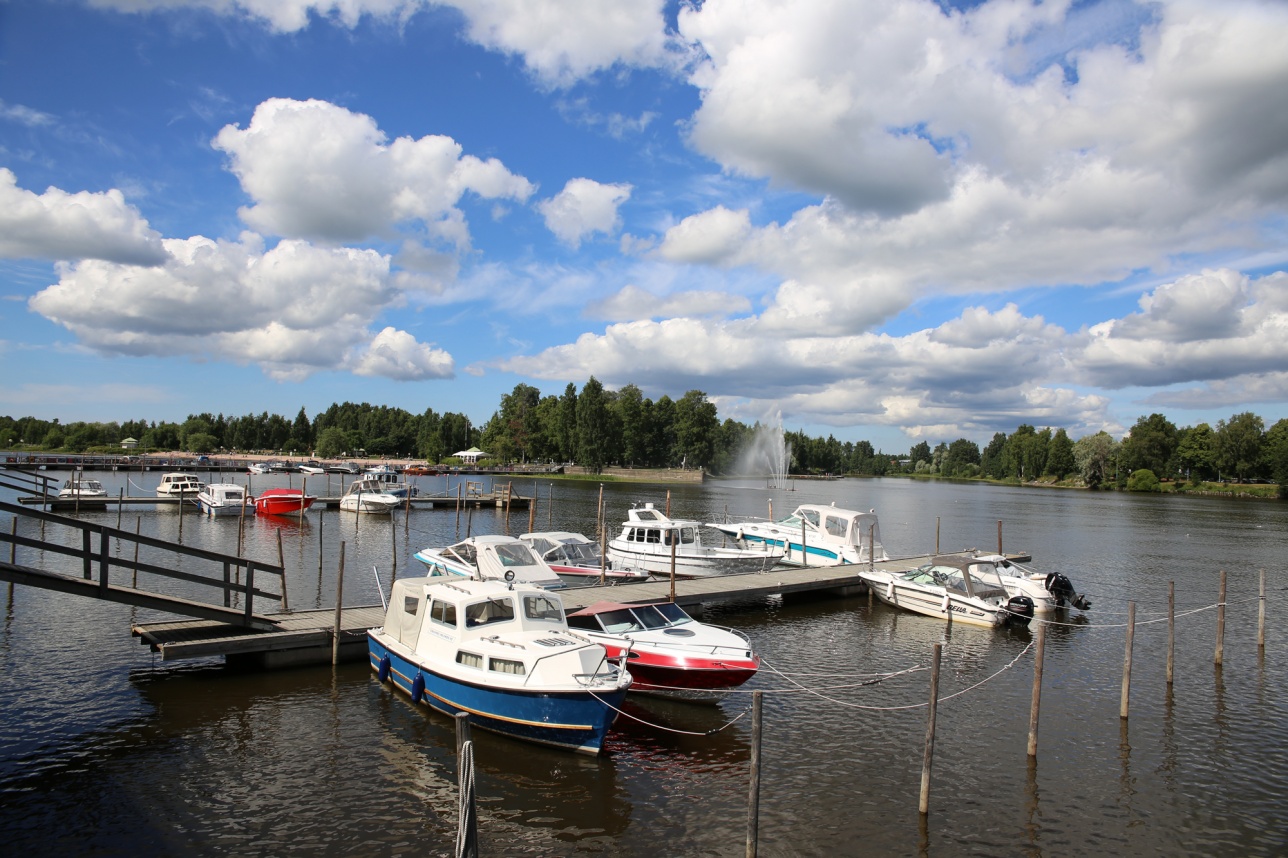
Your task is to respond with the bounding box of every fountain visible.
[736,416,793,489]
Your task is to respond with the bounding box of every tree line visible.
[2,382,1285,492]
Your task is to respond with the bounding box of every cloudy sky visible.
[2,0,1287,452]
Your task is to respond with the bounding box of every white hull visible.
[861,572,1005,628]
[859,556,1035,630]
[340,495,399,514]
[606,544,777,577]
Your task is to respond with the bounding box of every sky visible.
[1,0,1287,454]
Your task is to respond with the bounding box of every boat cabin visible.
[59,478,106,497]
[787,504,887,561]
[156,473,204,494]
[620,505,699,546]
[906,556,1009,600]
[520,532,603,566]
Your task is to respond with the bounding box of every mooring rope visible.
[1031,593,1264,629]
[454,739,476,858]
[588,690,752,736]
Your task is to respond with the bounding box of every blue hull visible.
[367,634,625,755]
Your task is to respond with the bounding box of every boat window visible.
[456,651,483,669]
[597,609,643,634]
[495,543,539,568]
[523,595,563,622]
[653,603,693,626]
[430,599,457,627]
[447,543,478,566]
[566,615,599,631]
[646,529,661,544]
[630,606,670,630]
[566,542,599,563]
[465,597,515,627]
[681,527,696,545]
[489,657,526,675]
[404,595,420,615]
[801,509,821,528]
[824,516,848,537]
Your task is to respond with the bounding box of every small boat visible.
[58,477,108,499]
[365,465,418,498]
[969,553,1091,612]
[608,504,784,578]
[247,462,272,475]
[367,576,631,755]
[196,483,252,517]
[298,462,326,475]
[519,531,652,584]
[403,464,439,476]
[859,555,1036,629]
[710,503,888,567]
[414,535,566,590]
[565,600,760,696]
[326,462,361,474]
[339,477,401,514]
[156,473,205,496]
[254,487,317,517]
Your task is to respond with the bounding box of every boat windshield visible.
[653,602,693,626]
[523,594,564,623]
[629,605,675,630]
[444,543,478,567]
[494,543,540,567]
[465,597,515,627]
[595,609,643,634]
[562,541,600,564]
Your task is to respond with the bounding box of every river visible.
[1,471,1286,856]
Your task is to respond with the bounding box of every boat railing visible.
[483,634,526,650]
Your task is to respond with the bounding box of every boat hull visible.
[367,634,626,755]
[860,572,1007,628]
[607,648,758,692]
[606,545,776,577]
[197,500,249,517]
[255,489,317,516]
[340,496,399,514]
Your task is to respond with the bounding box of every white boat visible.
[519,531,652,584]
[156,473,205,496]
[326,462,361,474]
[298,462,326,475]
[339,477,401,514]
[247,462,271,475]
[365,468,418,498]
[858,554,1036,629]
[969,553,1092,612]
[367,576,630,755]
[58,477,108,499]
[709,503,888,567]
[607,503,784,578]
[196,483,252,517]
[414,535,566,590]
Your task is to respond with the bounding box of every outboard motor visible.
[1045,572,1092,611]
[1002,595,1035,628]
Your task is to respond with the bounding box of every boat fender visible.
[378,655,391,683]
[886,580,895,602]
[411,672,425,704]
[941,593,950,615]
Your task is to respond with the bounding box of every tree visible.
[673,390,719,469]
[1263,418,1288,497]
[1002,425,1036,480]
[1126,468,1160,492]
[1175,423,1217,483]
[908,441,931,472]
[980,432,1008,479]
[612,384,649,467]
[576,377,612,473]
[292,407,313,450]
[1074,431,1118,489]
[1215,412,1264,482]
[1046,429,1076,480]
[1119,413,1178,478]
[556,383,578,462]
[941,438,981,477]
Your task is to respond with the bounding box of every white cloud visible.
[537,178,632,248]
[350,326,454,380]
[87,0,421,33]
[0,169,167,265]
[586,284,752,321]
[657,206,752,265]
[213,98,534,245]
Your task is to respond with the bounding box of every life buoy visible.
[411,672,425,703]
[378,655,391,682]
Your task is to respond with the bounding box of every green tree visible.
[1215,412,1264,482]
[1126,468,1161,492]
[292,407,313,450]
[1046,428,1076,480]
[1002,425,1036,479]
[908,440,931,472]
[576,377,612,473]
[187,432,218,454]
[1119,413,1179,478]
[1175,423,1217,483]
[1262,418,1288,497]
[941,438,981,477]
[980,432,1008,479]
[673,390,719,469]
[556,383,578,462]
[1074,431,1118,489]
[613,384,649,467]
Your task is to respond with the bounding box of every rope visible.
[589,690,752,736]
[455,739,476,858]
[1030,593,1264,629]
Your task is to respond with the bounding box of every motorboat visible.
[607,503,784,578]
[970,553,1091,612]
[709,503,888,567]
[519,531,652,584]
[196,483,252,517]
[368,576,631,755]
[326,462,361,474]
[565,600,760,696]
[247,462,272,475]
[414,535,566,590]
[858,554,1036,629]
[339,477,401,514]
[156,473,205,496]
[298,462,326,475]
[57,477,108,499]
[364,465,418,498]
[254,487,317,517]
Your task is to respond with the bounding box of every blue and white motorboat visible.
[365,465,419,498]
[414,535,566,590]
[709,503,888,567]
[368,576,631,754]
[196,483,252,517]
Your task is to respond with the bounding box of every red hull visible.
[601,644,759,691]
[255,489,317,516]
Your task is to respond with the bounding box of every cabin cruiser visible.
[339,477,401,514]
[414,535,566,590]
[709,503,888,567]
[859,554,1035,629]
[368,576,630,754]
[156,473,205,496]
[196,483,252,517]
[58,477,108,499]
[519,531,652,584]
[608,504,783,578]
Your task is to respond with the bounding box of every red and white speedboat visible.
[254,487,317,516]
[565,600,759,696]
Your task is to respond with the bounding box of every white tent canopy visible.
[453,447,489,464]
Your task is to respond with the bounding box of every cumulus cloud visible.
[28,233,454,381]
[0,169,167,265]
[585,284,752,321]
[537,178,632,248]
[213,98,534,245]
[657,206,752,265]
[87,0,421,34]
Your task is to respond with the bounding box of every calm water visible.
[2,471,1286,856]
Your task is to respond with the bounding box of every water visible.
[3,471,1287,856]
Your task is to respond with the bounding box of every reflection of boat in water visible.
[710,503,888,567]
[859,555,1035,629]
[368,576,631,755]
[608,504,783,578]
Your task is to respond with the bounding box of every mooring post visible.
[528,491,536,534]
[455,482,462,538]
[1121,601,1135,719]
[1215,569,1227,666]
[132,516,141,588]
[1028,622,1045,757]
[1259,569,1267,651]
[116,488,123,530]
[997,519,1003,556]
[1167,581,1175,687]
[178,485,184,543]
[745,689,763,858]
[800,519,807,566]
[301,477,308,523]
[935,517,940,554]
[597,484,604,544]
[333,541,346,665]
[670,535,677,602]
[665,489,671,517]
[466,506,473,538]
[318,513,324,580]
[599,526,607,586]
[404,483,411,534]
[390,514,397,575]
[548,482,553,528]
[919,643,942,815]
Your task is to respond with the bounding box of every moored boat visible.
[859,554,1035,629]
[367,576,631,755]
[414,535,566,590]
[254,487,317,516]
[57,477,108,499]
[247,462,272,475]
[565,600,760,696]
[608,503,784,578]
[339,477,401,514]
[519,531,652,584]
[156,473,205,496]
[710,503,888,567]
[196,483,252,517]
[969,553,1091,612]
[298,462,326,475]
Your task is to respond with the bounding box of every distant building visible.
[121,437,139,449]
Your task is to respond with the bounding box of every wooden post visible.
[276,527,290,613]
[238,480,249,556]
[528,492,536,534]
[318,512,324,580]
[745,690,763,858]
[391,513,397,574]
[333,541,346,665]
[466,506,473,538]
[301,476,308,523]
[455,710,472,764]
[869,523,875,568]
[1215,569,1227,666]
[768,498,772,522]
[935,517,940,554]
[597,485,604,544]
[455,483,462,538]
[599,525,607,586]
[1259,569,1267,651]
[1028,622,1045,757]
[1167,581,1175,687]
[404,481,411,534]
[132,516,141,588]
[548,482,553,528]
[178,485,184,543]
[117,488,124,530]
[665,489,671,517]
[1121,601,1135,719]
[670,533,677,602]
[919,643,942,815]
[506,481,513,517]
[997,519,1003,556]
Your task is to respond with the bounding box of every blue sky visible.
[2,0,1287,454]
